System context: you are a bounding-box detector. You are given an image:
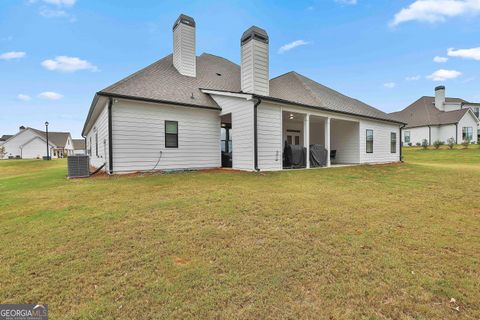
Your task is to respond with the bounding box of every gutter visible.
[428,125,431,145]
[108,97,113,174]
[251,94,406,126]
[455,123,458,143]
[399,124,406,162]
[253,97,262,171]
[96,92,221,111]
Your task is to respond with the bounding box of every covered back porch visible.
[282,110,360,169]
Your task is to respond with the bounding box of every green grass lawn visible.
[1,146,479,319]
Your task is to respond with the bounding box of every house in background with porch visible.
[0,126,74,159]
[82,14,404,174]
[72,139,86,155]
[390,86,479,146]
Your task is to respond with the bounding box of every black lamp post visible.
[45,121,50,160]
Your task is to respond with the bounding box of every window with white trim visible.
[165,121,178,148]
[462,127,473,141]
[391,132,397,153]
[366,129,373,153]
[404,131,410,143]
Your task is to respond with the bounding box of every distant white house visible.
[72,139,86,155]
[391,86,479,146]
[1,126,74,159]
[82,14,404,174]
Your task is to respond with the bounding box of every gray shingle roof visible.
[29,128,70,148]
[268,71,400,123]
[390,96,470,128]
[0,135,13,141]
[72,139,85,150]
[100,53,241,109]
[97,54,400,124]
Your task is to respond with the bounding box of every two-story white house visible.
[82,14,405,174]
[391,86,479,146]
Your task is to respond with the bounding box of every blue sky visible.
[1,0,479,137]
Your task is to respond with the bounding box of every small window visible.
[165,121,178,148]
[462,127,473,141]
[95,132,99,157]
[391,132,397,153]
[404,131,410,143]
[88,137,92,156]
[366,129,373,153]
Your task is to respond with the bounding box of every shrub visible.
[433,140,444,149]
[408,142,412,147]
[416,142,421,147]
[462,139,471,148]
[446,137,455,149]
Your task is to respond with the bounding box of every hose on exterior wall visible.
[147,150,163,173]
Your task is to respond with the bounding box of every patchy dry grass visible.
[0,146,479,319]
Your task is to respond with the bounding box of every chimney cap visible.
[435,85,445,91]
[241,26,269,45]
[173,14,195,30]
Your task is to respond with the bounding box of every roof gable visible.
[29,128,71,148]
[390,96,470,128]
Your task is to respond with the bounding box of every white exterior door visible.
[287,132,301,145]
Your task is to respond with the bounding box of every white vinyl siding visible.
[210,95,255,171]
[257,102,282,171]
[458,111,478,144]
[401,126,429,146]
[111,100,220,173]
[241,39,269,95]
[360,120,400,163]
[85,102,109,169]
[20,137,50,159]
[331,119,360,163]
[1,129,54,159]
[173,23,196,77]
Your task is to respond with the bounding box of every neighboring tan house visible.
[82,14,404,174]
[72,139,86,155]
[390,86,479,146]
[1,126,74,159]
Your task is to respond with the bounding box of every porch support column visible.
[325,117,331,167]
[304,113,310,168]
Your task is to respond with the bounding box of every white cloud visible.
[405,75,421,81]
[29,0,76,6]
[39,91,63,100]
[336,0,357,4]
[433,56,448,63]
[390,0,480,26]
[17,94,31,101]
[427,69,462,81]
[278,40,310,54]
[383,82,396,88]
[41,56,98,72]
[0,51,26,60]
[43,0,76,6]
[39,8,68,17]
[447,47,480,60]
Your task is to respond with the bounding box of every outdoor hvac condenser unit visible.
[67,155,90,178]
